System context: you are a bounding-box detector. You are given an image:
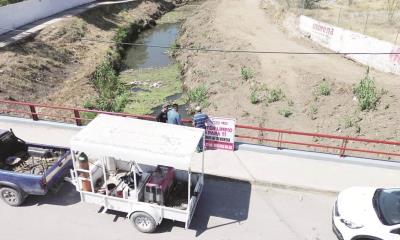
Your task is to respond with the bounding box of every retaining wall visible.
[0,0,95,35]
[299,15,400,75]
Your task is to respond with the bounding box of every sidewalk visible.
[1,116,400,193]
[190,147,400,193]
[0,0,135,48]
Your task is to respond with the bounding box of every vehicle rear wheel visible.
[0,187,24,206]
[130,212,157,233]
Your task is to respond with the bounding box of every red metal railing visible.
[0,99,399,160]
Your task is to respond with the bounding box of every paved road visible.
[0,178,337,240]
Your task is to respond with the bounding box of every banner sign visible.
[205,117,236,151]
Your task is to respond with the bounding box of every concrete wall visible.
[299,15,400,75]
[0,0,95,35]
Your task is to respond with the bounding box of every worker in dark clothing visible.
[156,104,169,123]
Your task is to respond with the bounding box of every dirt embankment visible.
[177,0,400,152]
[0,0,176,107]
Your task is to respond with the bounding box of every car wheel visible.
[130,212,157,233]
[0,187,24,206]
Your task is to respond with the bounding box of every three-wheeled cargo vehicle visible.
[69,114,205,233]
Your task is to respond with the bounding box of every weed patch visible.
[354,68,379,111]
[309,104,318,120]
[343,114,362,133]
[318,81,331,96]
[279,108,293,118]
[241,67,254,80]
[267,88,284,103]
[250,87,261,104]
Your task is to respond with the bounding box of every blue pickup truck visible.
[0,129,72,206]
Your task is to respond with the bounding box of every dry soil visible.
[177,0,400,155]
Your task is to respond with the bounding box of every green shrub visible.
[91,59,127,112]
[354,68,379,111]
[279,108,293,118]
[318,81,331,96]
[113,93,130,112]
[250,88,260,104]
[114,26,129,44]
[267,88,284,103]
[187,85,209,107]
[241,67,253,80]
[83,99,96,109]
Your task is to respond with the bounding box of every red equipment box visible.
[144,165,174,205]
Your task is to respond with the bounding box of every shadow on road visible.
[22,182,80,207]
[23,177,251,235]
[156,177,251,236]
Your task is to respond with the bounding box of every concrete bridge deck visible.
[1,115,399,193]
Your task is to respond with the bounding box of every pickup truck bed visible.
[0,129,72,206]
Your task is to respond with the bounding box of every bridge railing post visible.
[73,110,82,126]
[340,138,348,157]
[278,132,283,149]
[29,105,39,121]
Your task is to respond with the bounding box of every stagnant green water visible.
[122,23,179,69]
[121,22,190,118]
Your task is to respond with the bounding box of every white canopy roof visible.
[70,114,204,170]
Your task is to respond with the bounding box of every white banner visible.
[205,117,236,151]
[299,15,400,75]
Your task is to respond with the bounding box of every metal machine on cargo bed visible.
[70,114,205,233]
[0,129,72,206]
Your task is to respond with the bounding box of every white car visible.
[333,187,400,240]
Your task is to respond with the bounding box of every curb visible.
[203,173,338,195]
[236,142,400,170]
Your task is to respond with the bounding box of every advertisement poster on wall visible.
[205,117,236,151]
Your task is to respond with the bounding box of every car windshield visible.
[375,189,400,225]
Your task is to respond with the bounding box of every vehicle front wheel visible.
[130,212,157,233]
[0,187,24,206]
